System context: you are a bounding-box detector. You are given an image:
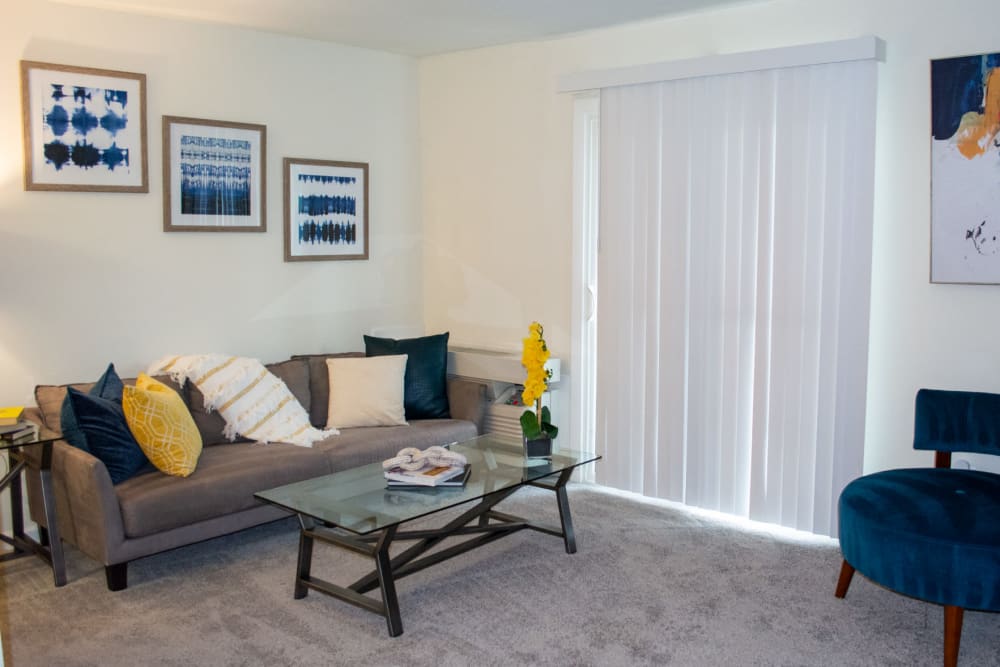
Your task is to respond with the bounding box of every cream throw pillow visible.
[149,354,336,447]
[326,355,408,429]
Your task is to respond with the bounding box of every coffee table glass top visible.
[255,434,600,534]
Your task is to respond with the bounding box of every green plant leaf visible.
[537,405,558,439]
[520,410,542,439]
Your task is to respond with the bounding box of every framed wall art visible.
[20,60,148,192]
[283,157,369,261]
[162,116,266,232]
[931,51,1000,283]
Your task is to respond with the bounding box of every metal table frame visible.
[0,437,67,586]
[289,469,577,637]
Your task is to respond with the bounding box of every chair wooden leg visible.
[943,605,963,667]
[834,560,855,598]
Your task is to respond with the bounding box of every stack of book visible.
[384,463,471,488]
[0,420,38,445]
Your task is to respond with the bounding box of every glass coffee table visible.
[255,433,600,637]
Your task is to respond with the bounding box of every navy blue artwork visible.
[297,173,355,185]
[298,220,357,245]
[298,194,356,216]
[41,82,131,172]
[43,141,71,170]
[291,168,364,253]
[71,106,98,136]
[179,135,252,216]
[99,110,127,135]
[41,140,130,172]
[45,104,69,136]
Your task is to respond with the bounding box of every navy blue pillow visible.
[60,365,149,484]
[364,332,450,420]
[60,362,124,447]
[91,362,124,400]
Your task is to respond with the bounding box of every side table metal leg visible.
[373,526,403,637]
[295,516,315,599]
[39,467,67,586]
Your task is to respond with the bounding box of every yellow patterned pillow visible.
[123,374,202,477]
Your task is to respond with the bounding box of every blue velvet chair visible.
[836,389,1000,667]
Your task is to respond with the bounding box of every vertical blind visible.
[595,59,877,536]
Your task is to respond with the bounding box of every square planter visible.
[523,434,552,458]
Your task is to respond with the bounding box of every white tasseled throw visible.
[149,354,338,447]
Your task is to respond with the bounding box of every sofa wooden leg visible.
[834,560,855,598]
[944,605,963,667]
[105,563,128,591]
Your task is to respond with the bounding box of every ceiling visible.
[53,0,752,57]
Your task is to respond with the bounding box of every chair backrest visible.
[914,388,1000,456]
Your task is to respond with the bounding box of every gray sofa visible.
[24,352,486,591]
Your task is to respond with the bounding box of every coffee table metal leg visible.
[295,515,315,599]
[373,526,402,637]
[554,480,577,554]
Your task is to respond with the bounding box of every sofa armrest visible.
[446,377,487,433]
[48,441,125,565]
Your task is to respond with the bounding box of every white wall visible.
[0,1,422,406]
[419,0,1000,473]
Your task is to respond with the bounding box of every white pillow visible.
[326,355,409,428]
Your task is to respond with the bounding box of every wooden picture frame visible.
[162,116,266,232]
[20,60,148,192]
[283,157,369,261]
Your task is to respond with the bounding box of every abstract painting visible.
[931,52,1000,283]
[20,61,147,192]
[162,116,266,232]
[283,158,369,261]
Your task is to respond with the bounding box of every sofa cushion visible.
[188,358,311,446]
[291,352,364,427]
[114,442,331,538]
[326,355,408,428]
[123,374,203,477]
[364,332,451,420]
[36,372,185,435]
[312,419,478,472]
[62,387,150,485]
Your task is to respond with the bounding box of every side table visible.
[0,428,66,587]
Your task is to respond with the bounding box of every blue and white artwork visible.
[284,159,368,261]
[22,61,147,191]
[179,135,252,216]
[165,117,265,231]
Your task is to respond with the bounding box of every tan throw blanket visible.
[149,354,338,447]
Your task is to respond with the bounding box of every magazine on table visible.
[385,464,471,488]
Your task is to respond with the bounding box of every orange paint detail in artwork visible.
[956,67,1000,159]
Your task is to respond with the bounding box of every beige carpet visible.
[1,485,998,666]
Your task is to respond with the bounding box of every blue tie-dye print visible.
[41,82,132,173]
[179,135,253,216]
[45,105,69,136]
